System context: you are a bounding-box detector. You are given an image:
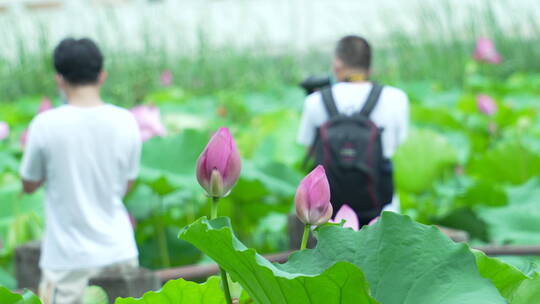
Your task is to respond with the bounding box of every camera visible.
[300,75,331,95]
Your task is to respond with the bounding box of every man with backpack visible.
[297,35,409,226]
[20,38,140,303]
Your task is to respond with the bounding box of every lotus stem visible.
[211,196,233,304]
[300,224,310,250]
[156,196,170,268]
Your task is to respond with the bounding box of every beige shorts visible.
[39,258,138,304]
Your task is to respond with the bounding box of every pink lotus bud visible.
[196,127,242,198]
[295,165,333,226]
[38,97,53,113]
[473,37,502,64]
[20,129,28,149]
[130,105,167,142]
[160,70,173,87]
[0,122,9,140]
[368,216,379,226]
[477,94,497,116]
[329,204,359,230]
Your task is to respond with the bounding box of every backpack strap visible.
[359,82,384,117]
[320,87,339,118]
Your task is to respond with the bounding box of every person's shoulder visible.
[104,104,132,115]
[103,104,137,120]
[380,85,408,101]
[30,106,67,127]
[304,89,324,109]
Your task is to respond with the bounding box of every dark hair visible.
[53,38,103,85]
[335,35,371,71]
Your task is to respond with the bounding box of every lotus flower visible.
[473,37,502,64]
[329,204,359,230]
[295,165,333,226]
[196,127,242,198]
[130,105,167,142]
[160,70,173,87]
[0,122,9,140]
[38,97,53,113]
[368,216,379,226]
[477,94,497,116]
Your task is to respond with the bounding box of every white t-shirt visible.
[297,82,410,211]
[20,104,140,270]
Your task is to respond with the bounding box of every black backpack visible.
[306,83,394,222]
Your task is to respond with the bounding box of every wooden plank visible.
[155,246,540,283]
[24,1,63,10]
[155,251,291,282]
[474,245,540,256]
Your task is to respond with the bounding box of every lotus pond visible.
[2,35,540,302]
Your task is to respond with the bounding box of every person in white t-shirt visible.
[297,35,409,224]
[20,38,141,304]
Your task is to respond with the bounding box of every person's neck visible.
[338,70,369,83]
[64,85,104,108]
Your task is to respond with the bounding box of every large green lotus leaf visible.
[0,287,41,304]
[477,179,540,244]
[283,212,505,304]
[114,277,225,304]
[179,217,379,304]
[474,250,540,303]
[393,128,457,193]
[467,140,540,185]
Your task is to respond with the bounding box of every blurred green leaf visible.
[468,141,540,185]
[477,179,540,244]
[0,286,41,304]
[394,128,458,193]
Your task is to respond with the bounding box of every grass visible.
[0,1,540,105]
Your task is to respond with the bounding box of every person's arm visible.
[297,94,320,148]
[125,179,136,196]
[20,120,46,194]
[22,180,43,194]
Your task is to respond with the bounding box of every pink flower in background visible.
[196,127,242,198]
[130,105,167,142]
[329,204,359,230]
[477,94,498,116]
[368,216,379,226]
[38,97,53,113]
[160,70,173,87]
[473,37,502,64]
[0,122,9,140]
[295,165,333,226]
